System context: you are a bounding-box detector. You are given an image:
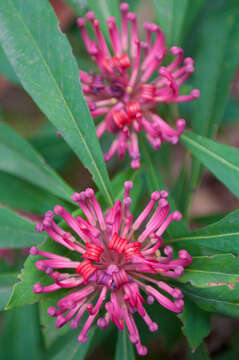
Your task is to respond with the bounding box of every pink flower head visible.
[31,182,192,356]
[77,3,200,168]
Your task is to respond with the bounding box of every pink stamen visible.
[107,17,122,57]
[127,12,138,58]
[120,3,129,51]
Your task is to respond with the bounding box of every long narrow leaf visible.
[181,283,239,319]
[0,45,19,84]
[0,273,18,310]
[52,327,96,360]
[180,254,239,288]
[191,2,239,137]
[0,0,113,206]
[0,304,45,360]
[169,210,239,255]
[0,172,74,214]
[0,207,45,249]
[186,1,239,212]
[115,329,135,360]
[152,0,188,46]
[181,131,239,198]
[0,123,74,203]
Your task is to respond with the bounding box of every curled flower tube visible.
[77,3,200,168]
[31,182,192,356]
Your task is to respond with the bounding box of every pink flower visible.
[31,182,192,356]
[77,3,200,168]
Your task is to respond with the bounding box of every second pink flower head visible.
[78,3,200,168]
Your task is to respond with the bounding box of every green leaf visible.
[0,304,45,360]
[177,253,239,322]
[181,131,239,198]
[180,283,239,318]
[192,214,225,227]
[0,172,74,215]
[223,98,239,125]
[64,0,87,15]
[126,0,141,12]
[115,329,135,360]
[52,327,96,360]
[183,0,207,36]
[0,0,113,206]
[180,254,239,288]
[152,0,188,46]
[0,207,44,249]
[189,342,211,360]
[87,0,121,42]
[172,161,188,215]
[169,210,239,255]
[0,45,19,84]
[0,123,74,203]
[186,1,239,212]
[179,298,210,349]
[30,122,73,171]
[191,2,239,137]
[0,273,18,310]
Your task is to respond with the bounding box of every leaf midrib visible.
[169,231,239,243]
[182,133,239,173]
[9,0,113,206]
[183,289,239,308]
[183,268,239,277]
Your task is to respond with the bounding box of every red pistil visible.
[139,84,156,100]
[76,260,97,282]
[108,233,129,254]
[126,101,142,119]
[112,108,131,128]
[114,53,131,69]
[112,102,142,129]
[103,53,131,73]
[83,243,103,262]
[124,242,142,261]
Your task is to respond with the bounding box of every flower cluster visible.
[31,182,192,355]
[78,3,200,168]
